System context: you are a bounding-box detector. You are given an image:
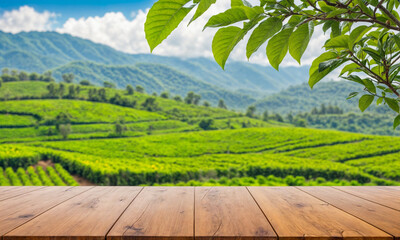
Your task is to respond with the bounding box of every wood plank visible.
[0,186,89,237]
[5,186,142,240]
[334,186,400,211]
[299,186,400,240]
[248,187,392,240]
[0,186,45,202]
[195,187,276,240]
[108,187,194,240]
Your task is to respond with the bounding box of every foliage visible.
[145,0,400,125]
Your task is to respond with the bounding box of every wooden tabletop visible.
[0,186,399,240]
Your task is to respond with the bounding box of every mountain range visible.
[0,31,309,108]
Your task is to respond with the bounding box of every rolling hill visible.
[0,31,308,103]
[0,79,400,187]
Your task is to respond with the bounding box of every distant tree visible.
[126,85,134,95]
[75,86,81,94]
[147,125,154,135]
[160,91,169,99]
[29,72,40,81]
[18,71,29,81]
[294,117,307,128]
[136,85,144,93]
[80,80,91,86]
[115,119,127,136]
[184,92,195,104]
[58,83,66,98]
[62,73,75,83]
[218,99,227,109]
[173,96,182,102]
[0,79,2,88]
[59,124,71,139]
[46,83,57,97]
[67,85,76,98]
[246,106,256,118]
[262,110,269,122]
[1,68,9,76]
[10,69,18,76]
[43,71,52,78]
[274,113,284,123]
[203,101,210,107]
[103,81,116,88]
[286,113,294,123]
[141,97,158,111]
[193,94,201,105]
[152,92,158,97]
[98,88,107,101]
[199,119,214,130]
[55,112,71,131]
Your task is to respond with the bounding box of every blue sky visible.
[0,0,325,66]
[0,0,156,26]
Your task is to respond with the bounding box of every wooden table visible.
[0,186,399,240]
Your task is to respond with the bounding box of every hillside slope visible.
[0,31,308,97]
[51,61,256,108]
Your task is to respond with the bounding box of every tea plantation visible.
[0,80,399,186]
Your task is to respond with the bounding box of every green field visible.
[0,80,399,186]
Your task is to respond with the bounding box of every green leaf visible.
[356,0,373,16]
[343,75,364,85]
[189,0,216,24]
[347,92,359,100]
[359,94,374,112]
[340,63,360,76]
[377,97,383,105]
[348,25,371,49]
[324,35,350,49]
[319,59,342,72]
[326,9,348,18]
[363,47,382,63]
[289,21,314,64]
[145,0,194,52]
[246,17,282,59]
[394,115,400,129]
[213,15,263,69]
[309,52,342,88]
[204,7,248,29]
[362,79,376,93]
[231,0,244,6]
[385,98,400,113]
[393,34,400,49]
[267,27,294,70]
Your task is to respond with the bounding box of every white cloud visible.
[0,6,56,33]
[54,1,328,67]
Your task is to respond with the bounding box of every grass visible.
[1,80,400,187]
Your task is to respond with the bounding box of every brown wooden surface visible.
[0,186,90,236]
[5,186,142,240]
[0,186,399,240]
[0,186,44,202]
[334,186,400,211]
[108,187,194,240]
[195,187,276,240]
[299,186,400,240]
[248,186,392,240]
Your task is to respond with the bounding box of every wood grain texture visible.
[334,186,400,211]
[195,187,276,240]
[299,186,400,240]
[248,187,392,240]
[0,186,89,237]
[0,186,44,202]
[107,187,194,240]
[5,186,142,240]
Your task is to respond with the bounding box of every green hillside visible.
[51,61,256,108]
[0,31,308,100]
[254,81,399,136]
[0,80,399,187]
